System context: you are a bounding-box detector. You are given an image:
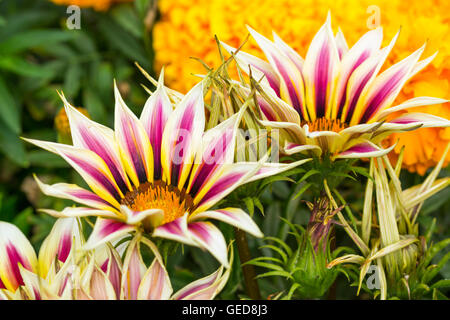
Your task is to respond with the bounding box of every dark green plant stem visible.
[234,227,261,300]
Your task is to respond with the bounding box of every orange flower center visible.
[304,118,348,132]
[121,181,194,225]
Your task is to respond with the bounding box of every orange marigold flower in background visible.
[50,0,133,11]
[153,0,450,174]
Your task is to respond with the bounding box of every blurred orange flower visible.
[153,0,450,174]
[50,0,132,11]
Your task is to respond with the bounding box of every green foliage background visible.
[0,0,448,299]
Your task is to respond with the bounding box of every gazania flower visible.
[24,75,306,267]
[0,219,231,300]
[221,15,450,159]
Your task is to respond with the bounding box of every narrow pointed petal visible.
[335,28,349,59]
[189,207,263,238]
[120,205,164,226]
[188,221,229,267]
[84,218,136,251]
[34,175,118,212]
[272,31,304,70]
[121,237,146,300]
[284,142,322,155]
[388,112,450,128]
[18,265,42,300]
[95,244,122,298]
[24,138,123,208]
[374,97,449,120]
[140,70,173,180]
[87,266,117,300]
[302,14,340,120]
[63,97,132,194]
[173,266,229,300]
[247,26,306,117]
[114,83,154,187]
[39,207,119,219]
[193,161,263,213]
[0,222,37,292]
[137,258,173,300]
[337,141,396,159]
[38,218,83,279]
[161,82,205,189]
[247,158,313,182]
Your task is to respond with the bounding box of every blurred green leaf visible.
[0,117,27,167]
[0,29,74,54]
[111,4,143,39]
[0,55,58,78]
[0,75,20,133]
[12,207,33,235]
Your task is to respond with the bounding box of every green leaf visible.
[111,4,143,38]
[0,75,20,133]
[12,207,33,235]
[0,118,27,166]
[0,30,74,54]
[431,279,450,290]
[0,55,57,78]
[64,62,82,97]
[97,16,150,69]
[83,88,106,123]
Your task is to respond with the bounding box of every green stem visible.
[234,227,262,300]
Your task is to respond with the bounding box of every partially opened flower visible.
[0,218,84,300]
[221,14,450,160]
[24,74,306,267]
[82,235,232,300]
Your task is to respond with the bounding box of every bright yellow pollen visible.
[122,182,193,225]
[305,118,347,132]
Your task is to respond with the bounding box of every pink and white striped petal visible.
[140,70,173,180]
[283,142,321,156]
[335,28,349,59]
[188,221,229,267]
[388,112,450,128]
[38,217,83,279]
[336,141,396,159]
[114,82,154,187]
[272,31,304,71]
[374,97,449,120]
[220,41,280,95]
[39,207,119,220]
[18,265,42,300]
[95,243,123,298]
[247,158,313,182]
[353,44,425,124]
[24,138,123,208]
[193,161,263,213]
[173,266,229,300]
[152,213,196,246]
[186,110,242,197]
[62,96,132,194]
[161,82,205,190]
[331,27,383,118]
[84,218,136,251]
[34,175,119,212]
[341,31,399,124]
[0,222,37,292]
[189,207,263,238]
[120,205,164,226]
[137,258,173,300]
[247,26,306,117]
[302,14,340,120]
